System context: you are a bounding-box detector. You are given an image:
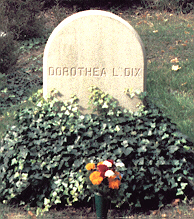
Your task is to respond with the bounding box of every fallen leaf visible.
[28,211,37,219]
[6,213,15,219]
[181,82,187,86]
[161,213,167,217]
[170,57,179,63]
[187,24,191,27]
[153,30,158,33]
[142,11,149,18]
[185,31,190,34]
[169,46,175,50]
[171,198,180,206]
[172,65,181,71]
[176,40,182,45]
[182,43,187,46]
[148,22,154,27]
[137,21,143,25]
[177,208,182,215]
[152,210,159,215]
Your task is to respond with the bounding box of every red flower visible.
[97,164,108,177]
[107,159,114,165]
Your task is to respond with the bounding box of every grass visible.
[0,6,194,218]
[127,11,194,142]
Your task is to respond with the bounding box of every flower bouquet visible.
[85,159,124,192]
[85,159,125,218]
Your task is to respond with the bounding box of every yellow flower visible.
[89,171,103,185]
[85,163,95,171]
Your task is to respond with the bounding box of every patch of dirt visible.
[3,202,194,219]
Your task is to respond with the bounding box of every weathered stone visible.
[43,10,146,113]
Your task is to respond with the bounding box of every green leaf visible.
[114,148,123,155]
[176,188,184,196]
[54,197,61,204]
[84,130,93,138]
[135,200,141,207]
[137,146,147,153]
[181,182,188,190]
[169,177,178,188]
[138,157,144,165]
[44,198,50,206]
[124,147,133,156]
[122,140,128,147]
[172,160,180,166]
[183,145,190,151]
[172,167,181,174]
[73,159,82,168]
[183,170,188,175]
[11,158,17,165]
[162,133,169,139]
[169,146,179,153]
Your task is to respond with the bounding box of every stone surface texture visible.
[43,10,146,113]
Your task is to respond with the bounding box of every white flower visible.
[105,170,115,178]
[103,160,112,167]
[115,162,125,168]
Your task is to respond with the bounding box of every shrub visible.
[0,88,194,214]
[0,68,43,115]
[0,1,18,74]
[0,34,18,74]
[2,0,45,40]
[42,0,141,10]
[141,0,193,13]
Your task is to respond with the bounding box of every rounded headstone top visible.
[43,10,147,113]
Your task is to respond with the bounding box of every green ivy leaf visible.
[124,147,133,156]
[169,146,179,154]
[176,188,184,196]
[181,182,188,190]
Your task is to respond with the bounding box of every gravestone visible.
[43,10,146,113]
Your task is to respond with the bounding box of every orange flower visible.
[115,171,122,180]
[108,172,122,189]
[89,171,103,185]
[108,176,121,189]
[85,163,95,171]
[97,161,104,166]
